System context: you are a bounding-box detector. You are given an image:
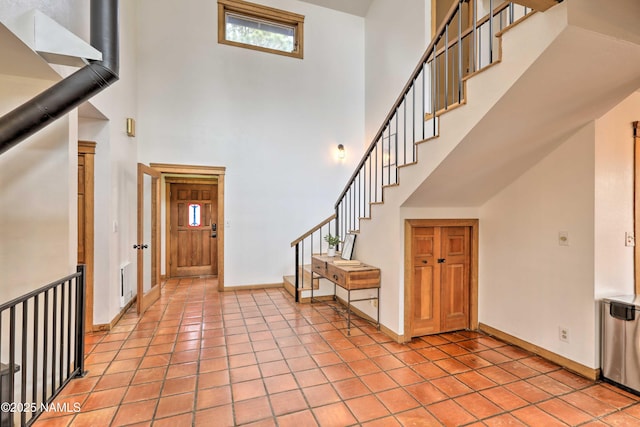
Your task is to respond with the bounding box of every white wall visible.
[479,123,596,368]
[78,0,139,325]
[364,0,429,143]
[135,0,364,287]
[594,91,638,299]
[0,75,76,302]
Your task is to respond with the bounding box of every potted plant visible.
[324,234,340,257]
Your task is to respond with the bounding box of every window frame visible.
[218,0,305,59]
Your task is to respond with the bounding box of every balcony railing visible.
[0,266,86,426]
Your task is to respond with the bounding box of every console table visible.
[311,255,381,334]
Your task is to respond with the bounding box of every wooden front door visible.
[136,164,161,315]
[410,225,470,337]
[169,182,218,277]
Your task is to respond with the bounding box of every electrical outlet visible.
[559,326,569,343]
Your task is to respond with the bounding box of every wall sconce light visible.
[126,118,136,137]
[337,144,345,159]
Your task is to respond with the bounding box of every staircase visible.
[285,0,536,302]
[286,0,640,332]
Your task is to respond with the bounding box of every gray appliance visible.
[602,295,640,393]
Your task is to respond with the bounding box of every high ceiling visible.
[298,0,373,17]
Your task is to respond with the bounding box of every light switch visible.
[558,231,569,246]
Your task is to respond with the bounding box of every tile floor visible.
[33,277,640,426]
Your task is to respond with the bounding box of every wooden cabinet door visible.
[411,227,440,336]
[170,183,218,277]
[440,226,470,331]
[410,226,470,337]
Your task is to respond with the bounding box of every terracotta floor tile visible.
[434,357,472,374]
[345,395,390,422]
[583,384,637,409]
[302,383,342,407]
[92,371,134,392]
[394,407,441,425]
[153,413,193,427]
[511,405,568,427]
[68,407,117,427]
[82,387,127,411]
[230,364,263,383]
[505,380,552,403]
[263,373,298,394]
[348,359,381,376]
[500,361,540,379]
[311,351,342,367]
[456,353,493,369]
[478,365,519,385]
[372,354,405,371]
[483,413,528,426]
[294,368,328,388]
[111,400,157,425]
[233,396,273,425]
[269,389,309,416]
[57,377,99,396]
[194,405,234,427]
[321,363,355,382]
[155,392,196,418]
[162,375,197,396]
[360,371,399,393]
[560,390,617,417]
[455,370,497,391]
[412,361,447,379]
[312,402,357,427]
[333,377,371,400]
[427,399,477,426]
[547,369,594,389]
[455,392,503,419]
[276,410,318,427]
[232,378,267,401]
[361,416,402,427]
[386,367,424,386]
[404,382,447,405]
[537,397,593,425]
[431,375,474,397]
[286,356,317,372]
[124,381,163,402]
[481,387,528,411]
[376,388,420,413]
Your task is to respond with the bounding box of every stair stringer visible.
[349,1,599,338]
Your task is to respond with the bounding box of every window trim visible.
[218,0,305,59]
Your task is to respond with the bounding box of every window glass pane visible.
[225,12,295,53]
[188,204,201,227]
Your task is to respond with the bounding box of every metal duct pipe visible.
[0,0,119,155]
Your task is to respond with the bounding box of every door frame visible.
[78,141,96,332]
[404,218,479,341]
[150,163,226,291]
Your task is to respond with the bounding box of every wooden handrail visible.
[290,214,336,247]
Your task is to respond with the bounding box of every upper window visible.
[218,0,304,59]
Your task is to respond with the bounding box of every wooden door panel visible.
[170,182,218,277]
[441,226,470,332]
[412,265,440,335]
